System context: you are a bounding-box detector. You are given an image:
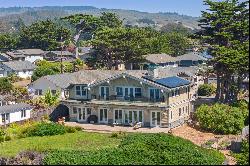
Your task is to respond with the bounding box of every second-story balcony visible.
[91,94,165,103]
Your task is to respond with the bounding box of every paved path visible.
[65,122,170,133]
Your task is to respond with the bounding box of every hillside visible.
[0,6,200,33]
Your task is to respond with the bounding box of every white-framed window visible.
[149,88,160,100]
[73,107,77,114]
[35,89,42,95]
[170,111,172,119]
[76,85,87,96]
[116,87,123,96]
[182,107,185,114]
[1,113,10,123]
[21,110,26,118]
[135,88,142,98]
[172,89,180,97]
[186,106,188,113]
[115,86,142,98]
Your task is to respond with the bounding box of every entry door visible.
[114,110,123,124]
[77,108,86,122]
[77,108,91,122]
[99,108,108,123]
[151,111,161,127]
[100,87,110,100]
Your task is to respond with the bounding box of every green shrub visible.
[233,140,249,165]
[195,103,248,134]
[4,135,11,141]
[25,122,66,137]
[198,84,216,96]
[110,132,118,138]
[43,133,225,165]
[0,136,4,142]
[74,126,82,131]
[65,126,77,133]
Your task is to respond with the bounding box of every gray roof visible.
[2,61,37,71]
[6,49,44,58]
[35,69,190,90]
[176,52,207,61]
[38,70,147,89]
[157,66,200,78]
[0,103,32,114]
[6,51,25,58]
[45,51,74,56]
[145,54,176,64]
[79,47,92,53]
[17,49,44,55]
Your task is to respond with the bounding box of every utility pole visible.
[60,36,63,74]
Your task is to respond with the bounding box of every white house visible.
[6,49,44,63]
[0,61,37,78]
[0,103,32,126]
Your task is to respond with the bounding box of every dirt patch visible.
[171,124,218,146]
[171,124,239,165]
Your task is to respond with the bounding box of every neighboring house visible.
[31,69,194,128]
[0,53,11,62]
[0,103,32,126]
[44,51,75,62]
[142,54,178,69]
[6,49,44,63]
[141,52,208,70]
[0,61,37,78]
[204,73,217,84]
[175,52,207,67]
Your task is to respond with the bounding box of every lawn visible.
[0,131,121,157]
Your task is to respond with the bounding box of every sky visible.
[0,0,208,17]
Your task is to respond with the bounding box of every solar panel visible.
[155,76,190,88]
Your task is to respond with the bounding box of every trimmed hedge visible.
[195,103,248,134]
[43,133,225,165]
[24,122,66,137]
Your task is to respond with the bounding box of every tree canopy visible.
[198,0,249,103]
[19,19,71,51]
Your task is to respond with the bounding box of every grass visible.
[0,131,121,157]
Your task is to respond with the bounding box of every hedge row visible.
[43,133,225,165]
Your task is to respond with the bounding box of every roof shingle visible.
[2,61,37,71]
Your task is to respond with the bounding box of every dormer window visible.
[76,85,87,96]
